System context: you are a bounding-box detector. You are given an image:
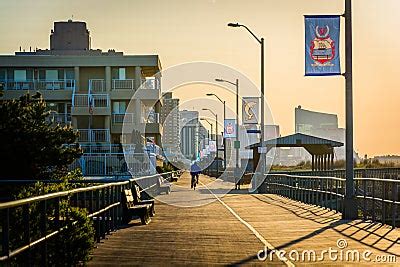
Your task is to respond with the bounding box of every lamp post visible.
[203,108,219,174]
[228,22,266,184]
[215,78,240,187]
[206,93,226,170]
[200,118,213,143]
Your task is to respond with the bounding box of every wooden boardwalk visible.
[89,173,400,266]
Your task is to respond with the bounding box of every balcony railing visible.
[46,113,72,125]
[89,79,105,92]
[140,78,157,90]
[77,129,110,143]
[79,143,136,154]
[72,94,110,107]
[112,113,134,124]
[0,79,75,90]
[112,79,134,90]
[143,112,160,123]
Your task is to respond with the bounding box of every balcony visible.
[89,79,105,92]
[112,113,134,124]
[0,79,75,91]
[140,78,157,90]
[112,79,134,90]
[77,129,110,143]
[46,113,72,125]
[72,93,110,115]
[79,143,136,154]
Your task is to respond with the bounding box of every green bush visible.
[9,172,95,266]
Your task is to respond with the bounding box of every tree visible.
[0,93,82,180]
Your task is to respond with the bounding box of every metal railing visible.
[79,144,136,154]
[263,173,400,227]
[140,78,157,90]
[112,113,134,124]
[69,152,156,177]
[72,94,110,108]
[112,79,134,90]
[143,112,160,123]
[272,168,400,179]
[46,113,72,125]
[0,172,176,264]
[89,79,105,92]
[77,129,110,143]
[0,79,75,90]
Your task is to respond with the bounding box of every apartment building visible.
[0,20,163,176]
[160,92,180,161]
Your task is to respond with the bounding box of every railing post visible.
[2,208,10,260]
[372,180,376,222]
[391,181,398,228]
[23,204,31,265]
[382,180,387,224]
[40,200,48,267]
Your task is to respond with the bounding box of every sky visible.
[0,0,399,156]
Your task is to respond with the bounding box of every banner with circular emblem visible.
[305,15,341,76]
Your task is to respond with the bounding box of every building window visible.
[14,70,26,81]
[112,101,127,114]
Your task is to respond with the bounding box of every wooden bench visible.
[122,186,154,225]
[157,176,171,195]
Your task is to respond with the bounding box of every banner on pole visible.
[242,97,259,125]
[209,141,216,152]
[305,15,341,76]
[224,119,237,138]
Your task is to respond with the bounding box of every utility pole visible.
[344,0,357,219]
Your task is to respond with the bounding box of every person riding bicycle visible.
[190,161,201,190]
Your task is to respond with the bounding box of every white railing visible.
[112,113,134,124]
[141,78,156,89]
[112,79,134,90]
[89,79,105,92]
[69,152,156,176]
[73,94,110,108]
[142,112,160,123]
[80,143,136,154]
[77,129,110,143]
[46,113,71,125]
[0,79,75,90]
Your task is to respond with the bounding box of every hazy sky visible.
[0,0,399,156]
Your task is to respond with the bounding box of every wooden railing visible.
[0,172,179,264]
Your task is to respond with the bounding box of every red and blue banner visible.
[305,15,341,76]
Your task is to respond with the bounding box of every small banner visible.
[242,97,259,125]
[224,119,237,138]
[208,141,216,152]
[305,15,341,76]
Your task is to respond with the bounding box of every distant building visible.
[161,92,180,161]
[180,110,199,160]
[373,155,400,165]
[294,106,347,163]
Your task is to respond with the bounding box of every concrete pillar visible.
[74,66,80,91]
[312,154,315,171]
[72,116,78,129]
[324,154,327,170]
[135,66,142,90]
[105,66,112,91]
[327,154,331,170]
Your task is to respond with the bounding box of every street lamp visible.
[206,93,226,170]
[214,78,240,188]
[200,118,213,142]
[202,108,219,174]
[228,22,266,184]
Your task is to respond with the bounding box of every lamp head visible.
[228,22,240,27]
[215,78,224,82]
[206,93,214,96]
